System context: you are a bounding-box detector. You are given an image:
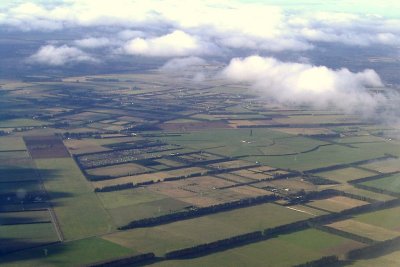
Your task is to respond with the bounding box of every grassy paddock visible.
[0,237,134,267]
[103,203,313,256]
[35,158,114,240]
[361,173,400,193]
[147,229,364,267]
[0,223,58,253]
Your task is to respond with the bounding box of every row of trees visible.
[306,154,396,174]
[352,183,400,198]
[93,161,264,191]
[94,180,155,192]
[165,231,263,259]
[314,225,374,245]
[116,188,371,231]
[119,194,280,230]
[160,197,400,260]
[88,252,156,267]
[347,236,400,260]
[293,256,339,267]
[349,171,400,184]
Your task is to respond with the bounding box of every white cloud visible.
[221,56,385,114]
[123,30,210,57]
[291,12,400,46]
[1,1,399,59]
[117,30,145,40]
[74,37,112,48]
[29,45,96,65]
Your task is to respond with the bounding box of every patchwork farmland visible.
[1,69,400,266]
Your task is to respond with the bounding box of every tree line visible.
[119,194,280,230]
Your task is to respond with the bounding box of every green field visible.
[148,229,364,267]
[345,250,400,267]
[0,165,37,182]
[0,223,58,253]
[247,141,400,171]
[0,119,48,128]
[103,203,313,256]
[0,237,134,267]
[0,151,30,160]
[0,180,41,194]
[35,158,114,240]
[163,128,327,159]
[354,206,400,231]
[97,188,191,226]
[361,173,400,193]
[0,137,27,151]
[0,210,51,225]
[334,184,395,202]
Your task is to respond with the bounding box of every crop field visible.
[0,137,26,151]
[286,204,328,216]
[103,203,313,256]
[86,162,152,177]
[92,166,208,188]
[274,114,361,125]
[225,185,272,197]
[60,111,111,122]
[76,145,186,169]
[359,158,400,173]
[0,150,30,160]
[208,159,255,170]
[326,219,399,241]
[107,198,190,226]
[273,127,335,135]
[214,172,255,183]
[231,169,271,180]
[0,118,47,128]
[154,158,186,167]
[160,121,231,131]
[147,176,241,207]
[64,139,111,154]
[97,187,191,225]
[227,119,277,128]
[317,167,376,183]
[64,136,143,155]
[24,136,70,159]
[253,177,318,193]
[344,250,400,267]
[147,229,365,267]
[333,184,396,201]
[307,196,368,213]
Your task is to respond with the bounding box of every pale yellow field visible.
[327,219,400,241]
[318,167,375,183]
[308,196,368,212]
[360,158,400,173]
